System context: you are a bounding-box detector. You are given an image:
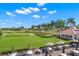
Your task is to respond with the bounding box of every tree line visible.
[0,26,26,31]
[0,17,79,32]
[30,18,79,32]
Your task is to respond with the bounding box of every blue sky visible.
[0,3,79,28]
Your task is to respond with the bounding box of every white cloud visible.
[42,8,48,11]
[15,8,31,15]
[32,8,40,12]
[37,3,45,6]
[28,7,40,12]
[32,15,40,19]
[28,7,34,10]
[48,10,57,14]
[25,9,32,13]
[6,11,15,16]
[16,7,40,15]
[15,9,25,14]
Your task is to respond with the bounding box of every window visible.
[70,35,72,38]
[74,35,77,40]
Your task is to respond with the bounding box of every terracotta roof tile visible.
[59,29,79,35]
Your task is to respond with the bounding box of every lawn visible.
[0,31,71,52]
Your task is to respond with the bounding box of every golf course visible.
[0,30,71,52]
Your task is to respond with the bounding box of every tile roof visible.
[59,29,79,35]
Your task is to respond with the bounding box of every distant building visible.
[57,27,79,41]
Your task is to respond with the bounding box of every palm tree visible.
[55,19,65,29]
[45,23,50,32]
[41,23,46,31]
[76,24,79,29]
[50,20,56,30]
[50,20,56,26]
[37,24,41,32]
[41,23,47,32]
[20,26,25,29]
[67,18,76,29]
[31,25,37,30]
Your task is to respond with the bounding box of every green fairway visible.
[0,31,71,52]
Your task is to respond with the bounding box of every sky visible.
[0,3,79,28]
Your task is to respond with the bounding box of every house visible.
[57,28,79,41]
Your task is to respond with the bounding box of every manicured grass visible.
[0,31,71,52]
